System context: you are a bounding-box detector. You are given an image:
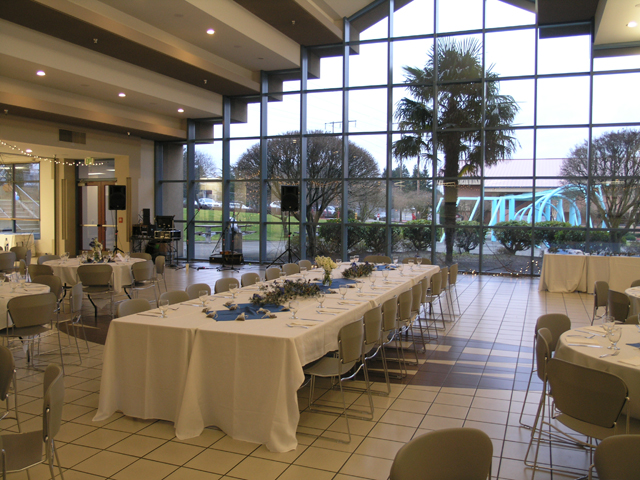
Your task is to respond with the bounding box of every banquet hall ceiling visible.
[0,0,637,143]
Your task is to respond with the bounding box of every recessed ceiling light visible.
[178,108,184,113]
[207,28,215,35]
[628,21,638,27]
[118,92,126,97]
[25,149,32,153]
[36,70,46,76]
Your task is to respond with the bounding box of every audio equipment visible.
[142,208,151,225]
[108,185,126,210]
[281,185,299,212]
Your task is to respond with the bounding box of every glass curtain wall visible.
[0,163,40,237]
[157,0,640,274]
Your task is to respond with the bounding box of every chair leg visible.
[87,294,98,323]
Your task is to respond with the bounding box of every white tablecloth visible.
[44,258,144,292]
[555,325,640,419]
[539,254,640,293]
[95,263,439,452]
[0,282,50,329]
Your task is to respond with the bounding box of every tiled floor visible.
[2,265,603,479]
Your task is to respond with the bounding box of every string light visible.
[0,140,104,166]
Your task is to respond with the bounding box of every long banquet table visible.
[538,253,640,294]
[95,263,439,452]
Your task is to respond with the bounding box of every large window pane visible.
[348,135,386,176]
[231,102,260,138]
[537,76,590,126]
[348,179,385,222]
[393,0,434,38]
[538,35,590,75]
[349,42,388,87]
[499,80,534,127]
[436,0,482,34]
[267,94,300,136]
[267,137,300,179]
[308,183,342,258]
[308,55,343,90]
[307,91,342,132]
[195,143,221,180]
[485,0,535,29]
[535,128,588,160]
[594,54,640,72]
[485,30,535,78]
[392,38,433,84]
[231,139,260,180]
[593,73,640,124]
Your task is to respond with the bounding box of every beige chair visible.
[378,295,398,387]
[592,435,640,480]
[630,279,640,288]
[265,267,281,280]
[0,346,20,432]
[424,271,446,330]
[448,263,461,313]
[409,282,428,352]
[186,283,211,299]
[130,252,152,260]
[9,246,26,263]
[298,260,312,271]
[393,289,416,377]
[37,254,60,265]
[67,282,90,357]
[0,252,16,273]
[439,265,455,320]
[0,363,65,479]
[155,255,167,294]
[77,264,114,321]
[28,264,53,278]
[593,280,609,325]
[2,293,62,372]
[526,355,630,479]
[303,320,371,443]
[214,277,239,293]
[159,290,189,305]
[363,255,391,264]
[418,276,437,340]
[118,298,152,317]
[519,313,571,428]
[130,260,158,305]
[608,290,630,322]
[401,257,417,264]
[282,263,299,275]
[390,428,492,480]
[362,305,388,397]
[31,275,64,313]
[241,272,260,287]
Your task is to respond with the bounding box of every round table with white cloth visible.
[44,257,145,292]
[0,281,50,329]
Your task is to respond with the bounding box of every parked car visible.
[230,202,250,210]
[323,206,337,218]
[197,198,212,209]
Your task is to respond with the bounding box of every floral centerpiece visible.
[341,261,375,279]
[250,279,321,306]
[315,256,337,286]
[89,238,103,262]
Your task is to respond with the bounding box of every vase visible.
[94,250,102,263]
[322,269,332,286]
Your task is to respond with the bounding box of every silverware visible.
[321,306,349,310]
[567,334,595,339]
[286,324,308,329]
[576,330,606,337]
[138,313,161,317]
[599,350,620,358]
[567,344,602,348]
[300,318,324,322]
[316,311,336,316]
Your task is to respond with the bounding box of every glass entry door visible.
[78,182,116,252]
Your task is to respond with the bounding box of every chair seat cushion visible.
[556,413,618,441]
[1,325,50,337]
[1,430,43,471]
[304,357,357,377]
[82,286,112,294]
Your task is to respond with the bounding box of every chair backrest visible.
[77,264,113,287]
[132,260,155,282]
[130,252,152,260]
[155,255,165,274]
[390,428,493,480]
[363,305,383,346]
[402,257,417,264]
[282,263,299,275]
[0,252,16,271]
[594,435,640,480]
[535,327,553,382]
[338,320,364,365]
[42,364,64,441]
[630,279,640,288]
[8,292,56,328]
[440,266,449,288]
[625,315,639,325]
[241,273,260,287]
[71,282,83,314]
[118,298,152,317]
[449,264,458,285]
[363,255,392,264]
[159,290,190,305]
[608,290,630,321]
[265,267,281,280]
[420,258,432,265]
[410,283,422,315]
[9,246,27,262]
[18,259,26,276]
[594,280,609,308]
[0,345,15,402]
[38,254,60,265]
[535,313,571,352]
[32,275,63,300]
[430,271,442,296]
[215,277,239,293]
[397,290,412,322]
[28,264,53,277]
[381,296,398,333]
[186,283,211,299]
[419,277,430,303]
[298,260,312,270]
[547,358,628,429]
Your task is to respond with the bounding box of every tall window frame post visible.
[341,18,351,261]
[259,74,269,263]
[300,47,309,259]
[385,0,394,258]
[186,119,196,261]
[222,97,232,254]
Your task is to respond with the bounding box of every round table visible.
[555,325,640,419]
[0,282,50,329]
[625,286,640,318]
[44,257,145,292]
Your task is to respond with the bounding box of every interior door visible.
[77,182,116,252]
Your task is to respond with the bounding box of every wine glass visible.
[300,266,307,279]
[18,274,26,290]
[199,290,209,308]
[416,256,423,267]
[335,258,342,267]
[339,284,348,300]
[382,269,389,283]
[349,255,355,264]
[317,293,326,308]
[124,252,130,262]
[607,326,622,350]
[289,299,300,319]
[159,299,170,318]
[229,283,239,299]
[398,264,404,276]
[407,259,414,271]
[393,256,399,265]
[370,274,377,290]
[356,280,364,294]
[9,275,16,292]
[354,255,359,263]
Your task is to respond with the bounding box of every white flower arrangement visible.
[315,256,337,271]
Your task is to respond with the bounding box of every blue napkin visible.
[210,303,287,321]
[313,278,357,293]
[627,342,640,348]
[375,265,398,271]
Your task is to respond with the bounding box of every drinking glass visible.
[229,283,239,299]
[393,256,399,265]
[289,299,300,319]
[300,266,307,279]
[199,290,209,307]
[0,272,5,284]
[335,258,342,267]
[18,275,26,289]
[9,276,16,292]
[354,255,359,263]
[607,326,622,350]
[408,259,414,271]
[317,293,325,308]
[339,285,348,299]
[159,299,170,318]
[124,252,130,262]
[349,255,355,263]
[382,269,389,283]
[416,257,423,267]
[370,274,377,290]
[601,315,615,335]
[398,264,404,276]
[356,280,364,294]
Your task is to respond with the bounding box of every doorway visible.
[77,182,117,253]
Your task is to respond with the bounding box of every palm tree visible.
[393,37,519,263]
